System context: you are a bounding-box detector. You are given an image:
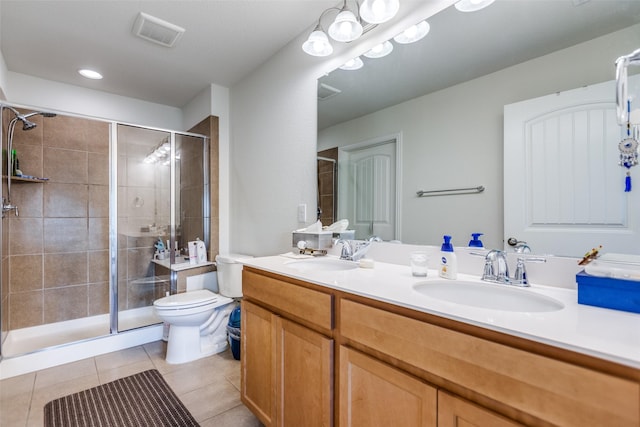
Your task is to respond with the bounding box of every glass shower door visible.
[115,124,171,332]
[114,125,209,332]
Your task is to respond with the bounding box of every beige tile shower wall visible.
[6,111,110,329]
[188,116,219,263]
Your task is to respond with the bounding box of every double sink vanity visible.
[239,252,640,427]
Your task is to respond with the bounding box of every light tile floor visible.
[0,341,262,427]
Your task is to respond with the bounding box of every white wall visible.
[318,23,640,250]
[0,50,7,100]
[3,72,183,130]
[229,1,455,256]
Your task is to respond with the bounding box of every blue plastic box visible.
[576,271,640,313]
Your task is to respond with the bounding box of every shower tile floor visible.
[0,341,263,427]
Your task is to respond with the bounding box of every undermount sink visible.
[285,257,359,272]
[413,280,564,313]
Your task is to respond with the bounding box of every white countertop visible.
[243,255,640,369]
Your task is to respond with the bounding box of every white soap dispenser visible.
[439,235,458,280]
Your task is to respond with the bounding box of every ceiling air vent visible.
[318,83,341,101]
[132,12,185,48]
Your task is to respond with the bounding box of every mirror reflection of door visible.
[338,139,396,241]
[504,77,640,256]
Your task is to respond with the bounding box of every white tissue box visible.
[292,231,332,250]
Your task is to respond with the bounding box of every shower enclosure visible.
[0,105,209,359]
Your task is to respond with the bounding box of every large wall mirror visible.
[317,0,640,257]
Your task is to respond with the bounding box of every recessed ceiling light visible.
[78,69,103,80]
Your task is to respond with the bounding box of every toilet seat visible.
[154,289,231,311]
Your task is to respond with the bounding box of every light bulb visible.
[404,25,418,39]
[393,21,430,44]
[303,29,333,56]
[372,0,385,16]
[340,57,364,71]
[339,21,353,37]
[363,40,393,59]
[454,0,495,12]
[328,10,363,42]
[359,0,399,24]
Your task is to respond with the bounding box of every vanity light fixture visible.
[363,40,393,59]
[340,56,364,70]
[78,69,103,80]
[302,26,334,57]
[393,20,430,44]
[454,0,496,12]
[302,0,399,57]
[328,4,363,42]
[359,0,400,24]
[143,139,179,165]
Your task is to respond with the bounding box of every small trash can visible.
[227,305,241,360]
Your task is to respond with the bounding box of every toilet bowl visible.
[154,290,235,364]
[153,253,252,364]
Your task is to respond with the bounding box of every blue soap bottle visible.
[468,233,484,248]
[439,235,458,280]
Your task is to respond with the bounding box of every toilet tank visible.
[215,254,253,298]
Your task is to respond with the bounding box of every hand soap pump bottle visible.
[439,235,458,280]
[468,233,484,248]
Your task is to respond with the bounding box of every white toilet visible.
[153,253,252,364]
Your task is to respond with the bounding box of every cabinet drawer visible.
[243,269,333,331]
[340,299,640,427]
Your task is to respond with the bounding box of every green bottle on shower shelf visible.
[11,149,18,176]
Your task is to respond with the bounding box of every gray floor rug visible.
[44,369,199,427]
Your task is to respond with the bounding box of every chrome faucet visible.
[2,197,18,217]
[335,239,353,260]
[481,250,511,284]
[336,236,380,261]
[480,249,546,287]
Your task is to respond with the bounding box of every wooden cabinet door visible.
[438,391,523,427]
[339,346,437,427]
[241,300,277,427]
[276,317,333,427]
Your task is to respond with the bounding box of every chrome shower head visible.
[21,120,37,131]
[20,112,56,130]
[6,108,57,131]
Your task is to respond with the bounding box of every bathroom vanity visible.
[240,256,640,427]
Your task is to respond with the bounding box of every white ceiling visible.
[2,0,640,117]
[0,0,338,107]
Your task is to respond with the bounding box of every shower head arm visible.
[3,105,21,118]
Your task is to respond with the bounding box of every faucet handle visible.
[512,256,546,287]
